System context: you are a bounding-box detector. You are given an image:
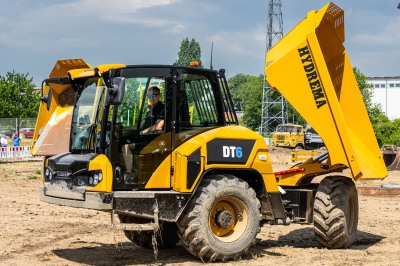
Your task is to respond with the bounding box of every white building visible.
[367,76,400,120]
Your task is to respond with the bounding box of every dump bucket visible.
[265,2,387,180]
[381,145,400,171]
[31,59,91,156]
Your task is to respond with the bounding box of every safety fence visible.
[0,146,33,159]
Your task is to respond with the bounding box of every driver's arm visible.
[141,119,164,134]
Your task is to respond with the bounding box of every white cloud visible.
[17,0,179,28]
[58,0,176,15]
[0,0,182,53]
[353,17,400,46]
[100,14,173,27]
[167,24,185,34]
[206,24,266,60]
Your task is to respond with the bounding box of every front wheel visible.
[313,175,358,248]
[177,174,261,262]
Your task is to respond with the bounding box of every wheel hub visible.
[215,209,234,228]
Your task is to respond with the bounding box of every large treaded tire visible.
[177,174,261,262]
[118,215,179,249]
[313,175,358,248]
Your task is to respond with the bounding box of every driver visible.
[140,86,165,134]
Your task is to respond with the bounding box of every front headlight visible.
[45,168,49,177]
[88,171,103,186]
[93,173,99,185]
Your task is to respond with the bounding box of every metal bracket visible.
[111,199,160,231]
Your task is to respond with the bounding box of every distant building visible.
[367,76,400,120]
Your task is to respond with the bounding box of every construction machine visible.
[32,2,387,262]
[272,123,304,148]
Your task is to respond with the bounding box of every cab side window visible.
[177,74,219,130]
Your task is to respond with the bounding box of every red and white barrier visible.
[0,146,33,159]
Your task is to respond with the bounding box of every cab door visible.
[171,70,227,192]
[109,68,173,190]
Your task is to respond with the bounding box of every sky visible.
[0,0,399,86]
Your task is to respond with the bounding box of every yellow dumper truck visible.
[272,123,304,148]
[32,2,387,262]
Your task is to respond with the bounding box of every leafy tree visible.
[230,73,307,133]
[227,73,248,112]
[373,118,399,146]
[0,71,40,118]
[175,38,203,67]
[228,74,263,130]
[118,78,141,125]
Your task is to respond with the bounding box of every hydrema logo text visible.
[222,146,243,158]
[297,45,327,109]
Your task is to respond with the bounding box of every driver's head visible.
[147,86,161,107]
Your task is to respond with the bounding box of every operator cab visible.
[40,65,237,195]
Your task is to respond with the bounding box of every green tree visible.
[227,73,248,112]
[118,78,141,125]
[0,71,40,118]
[175,38,203,67]
[229,74,306,132]
[228,74,263,130]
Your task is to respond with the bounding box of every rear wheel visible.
[313,176,358,248]
[118,215,179,249]
[177,174,261,262]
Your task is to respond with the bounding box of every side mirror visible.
[40,87,53,111]
[108,77,125,105]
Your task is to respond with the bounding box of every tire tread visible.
[313,175,358,249]
[177,174,261,261]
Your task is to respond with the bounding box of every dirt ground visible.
[1,148,400,266]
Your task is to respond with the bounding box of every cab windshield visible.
[276,125,296,132]
[71,77,107,153]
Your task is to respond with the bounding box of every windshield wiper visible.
[85,86,106,153]
[85,123,97,152]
